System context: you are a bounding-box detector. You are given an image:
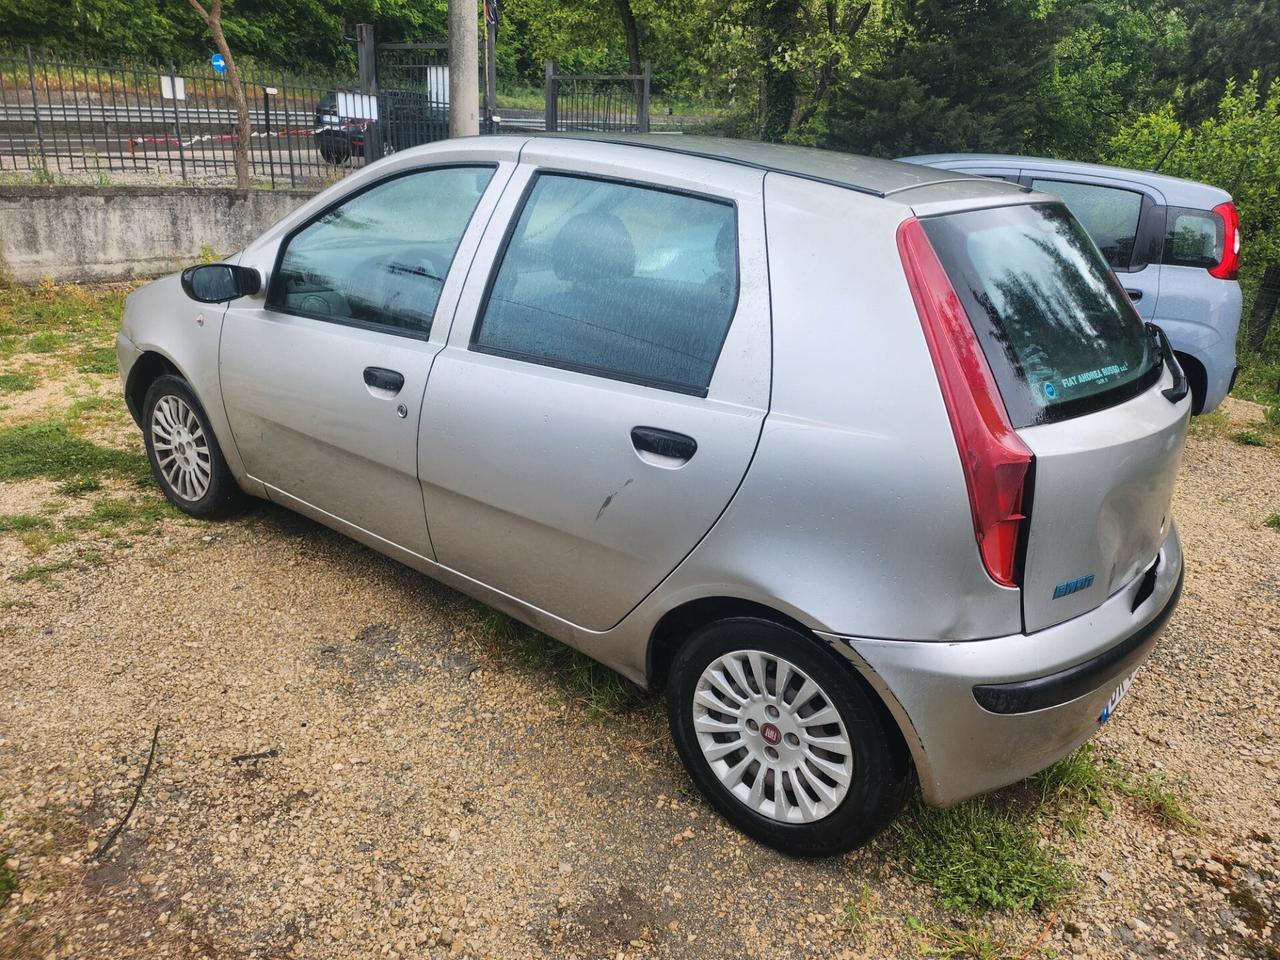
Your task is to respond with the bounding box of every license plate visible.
[1098,669,1139,724]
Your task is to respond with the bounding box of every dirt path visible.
[1,347,1277,957]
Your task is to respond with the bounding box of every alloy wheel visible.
[150,394,212,502]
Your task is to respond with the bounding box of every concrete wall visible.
[0,185,316,283]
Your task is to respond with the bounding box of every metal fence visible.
[544,59,650,134]
[0,47,450,188]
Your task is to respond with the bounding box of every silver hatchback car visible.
[118,135,1188,856]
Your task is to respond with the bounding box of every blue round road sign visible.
[210,53,226,74]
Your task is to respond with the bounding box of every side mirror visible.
[180,263,262,303]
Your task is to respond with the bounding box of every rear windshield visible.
[922,202,1159,427]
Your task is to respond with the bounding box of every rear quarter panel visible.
[624,174,1023,648]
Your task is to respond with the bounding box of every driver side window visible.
[269,165,495,337]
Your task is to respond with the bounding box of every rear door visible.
[1025,175,1163,321]
[921,201,1189,632]
[417,142,771,632]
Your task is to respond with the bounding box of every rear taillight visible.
[896,217,1033,589]
[1209,201,1241,280]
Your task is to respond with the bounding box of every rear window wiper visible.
[1146,323,1188,405]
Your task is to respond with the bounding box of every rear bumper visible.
[821,525,1184,806]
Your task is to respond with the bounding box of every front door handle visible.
[1124,288,1143,302]
[631,426,697,466]
[363,366,405,394]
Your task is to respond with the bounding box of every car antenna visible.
[1151,131,1184,173]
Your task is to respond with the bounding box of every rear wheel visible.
[665,618,908,857]
[143,375,245,519]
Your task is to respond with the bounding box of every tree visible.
[185,0,252,188]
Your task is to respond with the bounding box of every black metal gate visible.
[544,59,650,133]
[351,25,451,155]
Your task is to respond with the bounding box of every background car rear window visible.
[1029,179,1143,270]
[472,174,738,395]
[1161,206,1224,269]
[270,166,494,336]
[923,202,1158,427]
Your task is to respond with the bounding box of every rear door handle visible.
[363,366,404,394]
[631,426,697,465]
[1124,288,1143,302]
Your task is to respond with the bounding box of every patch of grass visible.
[63,497,176,534]
[26,331,67,353]
[1231,430,1267,446]
[0,861,16,909]
[75,344,117,375]
[0,371,36,392]
[1111,770,1197,832]
[56,475,101,496]
[11,558,74,582]
[0,420,146,483]
[1032,744,1197,834]
[0,514,51,533]
[896,797,1076,913]
[913,920,1024,959]
[840,885,883,941]
[482,611,642,720]
[1266,512,1280,531]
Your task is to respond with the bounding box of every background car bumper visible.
[821,524,1184,806]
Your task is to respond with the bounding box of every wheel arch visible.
[124,350,182,427]
[646,596,915,780]
[1174,350,1208,415]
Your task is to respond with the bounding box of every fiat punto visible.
[119,135,1188,856]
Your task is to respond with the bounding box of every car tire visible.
[666,618,908,857]
[142,375,246,519]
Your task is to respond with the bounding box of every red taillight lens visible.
[1209,201,1241,280]
[896,217,1033,588]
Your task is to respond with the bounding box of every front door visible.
[219,162,507,558]
[418,142,772,631]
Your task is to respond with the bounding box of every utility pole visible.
[448,0,480,137]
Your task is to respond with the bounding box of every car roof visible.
[540,133,1027,204]
[902,152,1231,207]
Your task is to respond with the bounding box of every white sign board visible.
[160,75,187,101]
[336,91,379,121]
[426,65,450,105]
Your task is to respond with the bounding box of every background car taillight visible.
[896,217,1033,589]
[1209,201,1241,280]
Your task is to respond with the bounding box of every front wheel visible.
[666,618,908,856]
[143,375,246,519]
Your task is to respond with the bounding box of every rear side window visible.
[1162,206,1224,268]
[1029,179,1143,270]
[473,174,738,395]
[922,202,1159,427]
[270,166,494,337]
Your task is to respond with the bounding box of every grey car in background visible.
[903,153,1242,413]
[118,136,1188,856]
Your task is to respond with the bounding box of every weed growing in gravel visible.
[1232,430,1267,446]
[75,344,118,375]
[840,885,883,941]
[482,611,643,720]
[0,861,15,908]
[1111,770,1197,831]
[63,497,176,535]
[0,514,51,533]
[0,420,147,483]
[12,559,74,583]
[895,797,1076,913]
[909,918,1025,959]
[0,371,36,392]
[56,476,102,496]
[1266,513,1280,531]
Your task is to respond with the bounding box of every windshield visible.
[922,202,1158,427]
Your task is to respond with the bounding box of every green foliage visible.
[0,861,15,908]
[1266,512,1280,531]
[912,919,1023,959]
[1232,430,1266,446]
[896,797,1076,913]
[75,344,117,375]
[0,513,50,532]
[1108,76,1280,353]
[0,371,36,392]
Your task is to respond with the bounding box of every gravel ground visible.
[1,344,1278,958]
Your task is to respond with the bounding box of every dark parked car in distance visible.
[314,90,449,165]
